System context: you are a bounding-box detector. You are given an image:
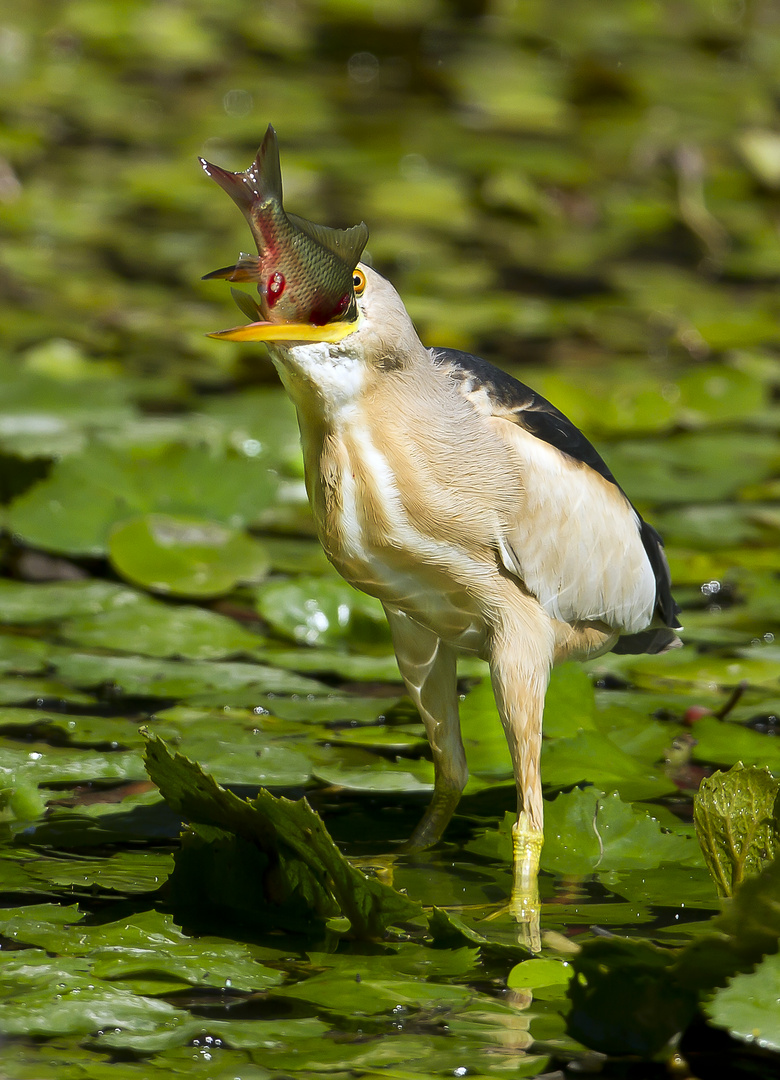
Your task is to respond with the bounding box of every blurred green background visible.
[1,2,780,1077]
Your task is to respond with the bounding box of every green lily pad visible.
[691,716,780,770]
[0,677,96,706]
[6,445,278,557]
[313,759,434,793]
[255,645,402,682]
[507,957,574,990]
[52,651,327,698]
[255,574,389,647]
[541,729,677,800]
[0,634,51,675]
[109,514,270,598]
[542,788,699,875]
[60,593,264,659]
[0,580,140,623]
[279,969,474,1014]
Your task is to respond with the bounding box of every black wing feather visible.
[432,347,680,630]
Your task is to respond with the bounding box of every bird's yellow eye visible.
[352,268,366,295]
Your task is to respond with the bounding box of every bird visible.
[201,127,681,948]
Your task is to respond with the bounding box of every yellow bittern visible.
[201,127,680,946]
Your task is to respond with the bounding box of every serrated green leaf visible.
[693,763,780,896]
[705,951,780,1051]
[143,733,422,937]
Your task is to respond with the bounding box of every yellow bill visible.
[207,318,360,344]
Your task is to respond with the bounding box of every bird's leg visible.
[383,606,467,851]
[490,618,552,952]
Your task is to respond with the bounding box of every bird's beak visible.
[207,317,360,345]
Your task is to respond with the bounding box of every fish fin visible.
[202,253,262,283]
[202,264,240,281]
[230,253,263,282]
[231,287,262,321]
[199,125,282,220]
[287,215,369,266]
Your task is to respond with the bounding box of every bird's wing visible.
[431,348,679,635]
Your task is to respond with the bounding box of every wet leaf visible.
[53,650,326,698]
[109,514,271,597]
[143,733,422,937]
[507,957,574,990]
[6,446,278,557]
[691,716,780,771]
[255,574,389,647]
[0,580,140,623]
[541,789,698,876]
[693,764,780,896]
[541,730,677,800]
[705,951,780,1051]
[60,593,264,659]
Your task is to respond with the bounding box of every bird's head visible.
[202,129,422,370]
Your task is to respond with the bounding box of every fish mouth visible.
[207,315,361,345]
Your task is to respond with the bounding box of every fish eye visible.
[352,268,366,295]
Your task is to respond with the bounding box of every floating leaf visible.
[542,662,597,737]
[6,446,278,557]
[60,593,264,659]
[508,957,574,991]
[109,514,270,597]
[691,717,780,771]
[541,730,676,801]
[255,574,388,647]
[52,651,326,698]
[0,580,139,623]
[542,788,697,875]
[693,763,780,896]
[705,951,780,1051]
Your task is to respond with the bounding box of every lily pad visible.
[0,580,140,623]
[109,514,271,597]
[60,593,264,659]
[542,788,698,875]
[541,729,677,800]
[52,651,326,698]
[255,574,389,647]
[6,445,278,557]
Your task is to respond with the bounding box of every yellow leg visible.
[511,810,544,953]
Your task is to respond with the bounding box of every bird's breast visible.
[306,415,494,653]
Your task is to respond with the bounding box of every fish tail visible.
[199,125,283,220]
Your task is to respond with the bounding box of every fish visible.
[200,126,369,340]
